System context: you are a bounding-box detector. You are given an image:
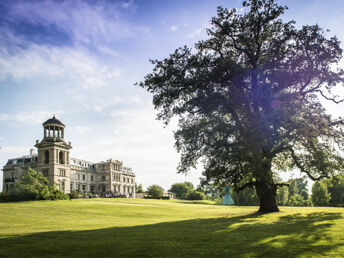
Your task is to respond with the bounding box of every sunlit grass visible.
[0,199,343,257]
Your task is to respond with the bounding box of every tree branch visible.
[316,90,344,104]
[274,183,290,188]
[234,181,256,192]
[288,147,330,181]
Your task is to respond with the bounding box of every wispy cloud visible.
[0,111,63,125]
[170,25,178,31]
[0,41,121,88]
[188,27,203,38]
[2,0,149,47]
[67,102,197,189]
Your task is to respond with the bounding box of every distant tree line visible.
[226,176,344,207]
[137,182,207,200]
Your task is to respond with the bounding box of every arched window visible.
[59,151,64,164]
[44,150,49,164]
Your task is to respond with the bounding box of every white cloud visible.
[0,146,29,157]
[73,126,93,134]
[0,41,121,89]
[170,25,178,31]
[5,0,149,46]
[188,27,203,38]
[67,103,202,190]
[91,95,145,112]
[0,111,63,125]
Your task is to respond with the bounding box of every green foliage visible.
[231,187,260,206]
[69,190,83,199]
[0,168,68,202]
[136,184,145,193]
[288,194,305,207]
[147,184,164,198]
[186,190,206,200]
[284,177,310,206]
[276,186,289,206]
[197,184,222,200]
[323,176,344,207]
[288,178,308,197]
[139,0,344,212]
[312,181,331,206]
[169,182,194,199]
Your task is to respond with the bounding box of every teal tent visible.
[222,186,234,205]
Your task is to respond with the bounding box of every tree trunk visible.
[255,183,279,213]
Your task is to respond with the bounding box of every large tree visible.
[139,0,344,212]
[169,182,194,199]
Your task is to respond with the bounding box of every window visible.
[91,175,94,181]
[82,174,85,180]
[77,174,80,180]
[59,151,64,164]
[61,181,65,191]
[44,151,49,164]
[77,184,80,190]
[59,169,66,177]
[82,185,86,191]
[102,176,106,181]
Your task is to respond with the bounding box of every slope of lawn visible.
[0,198,343,257]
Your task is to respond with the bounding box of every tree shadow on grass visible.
[0,212,343,257]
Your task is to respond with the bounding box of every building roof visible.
[43,115,65,127]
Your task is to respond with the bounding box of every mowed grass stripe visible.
[0,199,343,257]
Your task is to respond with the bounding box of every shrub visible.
[0,168,69,202]
[186,190,206,200]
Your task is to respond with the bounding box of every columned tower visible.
[35,116,72,193]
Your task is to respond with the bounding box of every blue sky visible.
[1,0,344,191]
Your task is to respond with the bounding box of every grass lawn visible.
[0,199,343,257]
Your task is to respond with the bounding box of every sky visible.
[0,0,344,192]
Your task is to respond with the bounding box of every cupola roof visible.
[43,115,65,127]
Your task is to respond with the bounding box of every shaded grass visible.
[0,199,343,257]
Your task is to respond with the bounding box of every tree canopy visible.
[146,185,164,198]
[169,182,194,199]
[139,0,344,212]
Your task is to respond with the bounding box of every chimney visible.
[30,149,34,155]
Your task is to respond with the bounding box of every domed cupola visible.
[43,115,65,140]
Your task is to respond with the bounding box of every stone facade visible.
[2,116,136,197]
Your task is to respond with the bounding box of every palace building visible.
[2,116,136,196]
